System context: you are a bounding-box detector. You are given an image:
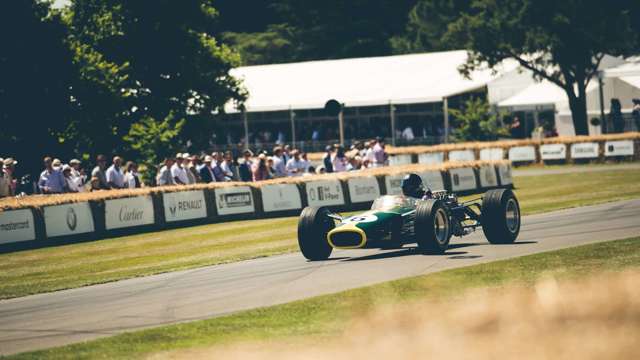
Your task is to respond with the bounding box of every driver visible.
[400,173,433,199]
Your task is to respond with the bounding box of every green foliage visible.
[445,0,640,135]
[449,98,507,142]
[124,114,186,181]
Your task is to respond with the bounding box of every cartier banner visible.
[105,196,155,230]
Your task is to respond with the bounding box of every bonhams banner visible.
[347,177,380,203]
[261,184,302,212]
[571,142,599,159]
[0,209,36,244]
[215,186,255,216]
[105,196,155,230]
[306,180,345,207]
[605,140,634,157]
[449,168,477,192]
[163,190,207,222]
[44,202,95,237]
[540,144,567,160]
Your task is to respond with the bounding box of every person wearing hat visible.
[285,150,306,177]
[238,150,253,182]
[2,157,17,196]
[124,161,142,188]
[62,165,81,192]
[252,153,270,181]
[38,156,65,194]
[0,158,9,197]
[271,147,286,177]
[220,151,237,181]
[106,156,125,189]
[323,145,334,173]
[91,154,111,190]
[211,152,226,182]
[68,159,86,192]
[187,155,201,184]
[171,153,189,185]
[198,155,215,183]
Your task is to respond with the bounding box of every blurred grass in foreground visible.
[10,236,640,360]
[1,167,640,299]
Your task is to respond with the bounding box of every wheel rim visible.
[434,208,449,244]
[505,198,519,233]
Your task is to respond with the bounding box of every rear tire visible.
[481,189,521,244]
[414,200,451,254]
[297,207,335,261]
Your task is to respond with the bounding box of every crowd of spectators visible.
[0,138,389,197]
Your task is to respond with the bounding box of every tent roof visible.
[226,50,517,113]
[619,76,640,89]
[497,81,567,108]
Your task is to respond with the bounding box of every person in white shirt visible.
[124,161,142,188]
[300,152,310,173]
[332,147,348,172]
[402,125,415,140]
[69,159,86,192]
[271,147,286,177]
[171,153,189,185]
[157,158,175,186]
[62,165,81,192]
[285,150,307,176]
[106,156,125,188]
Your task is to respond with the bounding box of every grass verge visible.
[8,236,640,360]
[1,167,639,299]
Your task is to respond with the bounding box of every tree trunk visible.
[565,83,589,136]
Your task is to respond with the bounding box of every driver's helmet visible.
[401,173,425,198]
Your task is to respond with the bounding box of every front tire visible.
[481,189,521,244]
[415,200,451,254]
[297,207,335,261]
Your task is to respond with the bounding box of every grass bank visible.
[9,236,640,359]
[1,167,640,299]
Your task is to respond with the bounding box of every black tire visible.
[481,189,521,244]
[414,200,451,254]
[297,207,335,261]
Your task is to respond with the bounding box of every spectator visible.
[211,152,226,181]
[90,177,102,191]
[252,153,270,181]
[283,144,292,163]
[180,153,196,184]
[91,154,110,190]
[69,159,86,192]
[323,145,334,173]
[300,152,310,172]
[266,158,276,178]
[62,165,81,192]
[372,138,387,167]
[199,155,216,183]
[271,147,286,177]
[187,155,201,184]
[2,157,17,196]
[52,158,62,170]
[106,156,125,189]
[0,158,9,197]
[364,140,376,164]
[347,156,362,171]
[332,146,348,172]
[171,153,189,185]
[632,98,640,131]
[402,125,415,140]
[509,116,524,139]
[124,161,142,188]
[238,150,253,182]
[220,151,236,181]
[157,158,175,186]
[610,98,624,133]
[285,150,306,176]
[38,156,65,194]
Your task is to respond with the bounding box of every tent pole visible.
[243,109,249,150]
[390,101,396,146]
[339,107,345,146]
[443,97,449,143]
[598,71,607,134]
[289,107,296,146]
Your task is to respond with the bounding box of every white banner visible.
[449,168,477,192]
[215,186,255,216]
[479,148,504,161]
[44,202,94,237]
[105,196,155,230]
[306,180,345,207]
[0,209,36,244]
[540,144,567,160]
[448,149,475,162]
[508,146,536,162]
[384,174,405,195]
[605,140,634,157]
[571,142,599,159]
[389,154,413,166]
[498,163,513,185]
[479,166,498,188]
[419,171,445,191]
[417,152,444,165]
[347,177,380,203]
[163,190,207,222]
[261,184,302,212]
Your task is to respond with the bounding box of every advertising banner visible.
[604,140,634,157]
[417,152,444,165]
[389,154,413,166]
[44,202,95,237]
[419,171,445,191]
[105,196,155,230]
[571,142,599,159]
[508,146,536,162]
[384,174,405,195]
[215,186,255,216]
[449,168,477,192]
[261,184,302,212]
[347,177,380,203]
[163,190,207,222]
[479,165,498,188]
[306,180,345,207]
[0,209,36,244]
[498,163,513,185]
[540,144,567,160]
[479,148,504,161]
[448,149,475,162]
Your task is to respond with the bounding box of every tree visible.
[446,0,640,135]
[449,98,507,142]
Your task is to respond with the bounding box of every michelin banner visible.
[44,202,95,237]
[347,177,380,203]
[105,196,155,230]
[306,180,345,207]
[163,190,207,222]
[0,209,36,244]
[215,186,255,216]
[604,140,634,157]
[261,184,302,212]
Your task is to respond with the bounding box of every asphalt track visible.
[1,199,640,356]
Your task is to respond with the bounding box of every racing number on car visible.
[344,214,378,223]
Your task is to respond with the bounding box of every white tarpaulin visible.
[227,50,517,112]
[619,76,640,90]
